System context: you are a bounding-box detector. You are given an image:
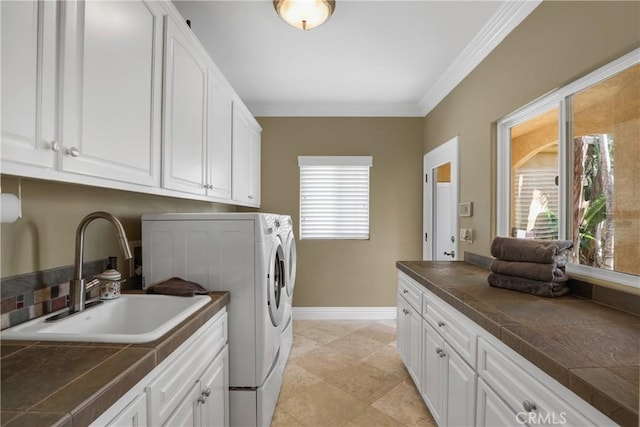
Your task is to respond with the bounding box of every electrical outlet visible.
[460,228,473,243]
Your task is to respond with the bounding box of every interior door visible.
[423,136,459,261]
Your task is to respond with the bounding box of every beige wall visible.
[423,1,640,258]
[257,118,424,307]
[0,176,234,278]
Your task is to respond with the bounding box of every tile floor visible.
[272,320,437,427]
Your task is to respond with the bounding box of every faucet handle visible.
[85,278,101,291]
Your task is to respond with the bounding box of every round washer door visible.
[284,230,297,298]
[267,236,286,327]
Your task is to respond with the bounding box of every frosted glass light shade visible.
[273,0,335,30]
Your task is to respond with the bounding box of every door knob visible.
[66,147,80,157]
[45,141,60,152]
[444,250,455,258]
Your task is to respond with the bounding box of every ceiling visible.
[173,0,540,117]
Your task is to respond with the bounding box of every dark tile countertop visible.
[0,291,229,426]
[397,261,639,427]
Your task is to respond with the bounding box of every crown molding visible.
[418,0,542,117]
[250,1,541,118]
[249,102,424,118]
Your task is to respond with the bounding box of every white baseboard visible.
[292,307,397,320]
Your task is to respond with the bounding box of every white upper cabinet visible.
[206,71,233,200]
[60,1,164,186]
[1,0,260,208]
[1,0,58,169]
[232,104,261,207]
[162,15,208,195]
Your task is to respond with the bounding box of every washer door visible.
[267,236,286,327]
[284,230,297,298]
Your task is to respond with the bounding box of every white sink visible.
[1,294,211,343]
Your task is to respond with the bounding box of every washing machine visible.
[141,212,286,426]
[278,215,297,362]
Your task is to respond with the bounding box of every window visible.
[497,49,639,287]
[298,156,372,240]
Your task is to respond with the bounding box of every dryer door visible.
[267,236,286,327]
[284,230,297,298]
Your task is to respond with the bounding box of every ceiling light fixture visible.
[273,0,335,31]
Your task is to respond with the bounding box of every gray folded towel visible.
[490,237,573,263]
[488,273,570,298]
[490,259,569,283]
[146,277,209,297]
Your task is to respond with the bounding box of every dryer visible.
[141,212,286,426]
[278,214,297,362]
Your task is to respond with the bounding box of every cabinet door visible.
[60,0,163,186]
[105,393,147,427]
[407,304,422,390]
[421,320,445,426]
[445,343,476,427]
[397,297,408,363]
[162,16,207,195]
[1,0,58,169]
[200,347,229,427]
[163,382,200,427]
[476,378,523,427]
[231,106,251,203]
[248,125,261,206]
[206,72,232,200]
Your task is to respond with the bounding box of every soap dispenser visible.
[97,256,122,300]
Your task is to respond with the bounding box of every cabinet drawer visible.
[423,291,477,367]
[398,271,423,312]
[477,337,595,427]
[147,309,227,425]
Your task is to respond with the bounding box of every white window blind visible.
[298,156,372,240]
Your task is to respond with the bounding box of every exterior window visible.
[497,50,639,287]
[298,156,372,240]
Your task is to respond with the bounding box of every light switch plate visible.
[460,228,473,243]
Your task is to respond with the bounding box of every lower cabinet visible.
[397,294,422,389]
[476,378,519,427]
[421,320,476,427]
[396,270,615,427]
[92,309,228,427]
[164,347,229,427]
[105,393,148,427]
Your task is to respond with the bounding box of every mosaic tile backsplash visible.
[1,260,107,330]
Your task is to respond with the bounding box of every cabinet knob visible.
[435,347,443,354]
[248,195,254,200]
[402,308,409,315]
[66,147,80,157]
[402,289,408,294]
[198,395,207,404]
[439,352,446,358]
[202,387,212,397]
[522,400,537,412]
[45,141,60,152]
[437,320,445,327]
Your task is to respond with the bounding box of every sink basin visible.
[1,294,211,343]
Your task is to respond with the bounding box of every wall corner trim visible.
[292,307,397,320]
[418,0,542,116]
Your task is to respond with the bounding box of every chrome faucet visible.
[69,212,133,313]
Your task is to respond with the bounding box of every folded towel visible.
[490,259,569,282]
[487,273,570,298]
[146,277,209,297]
[490,237,573,263]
